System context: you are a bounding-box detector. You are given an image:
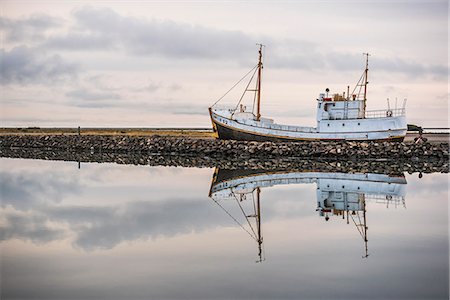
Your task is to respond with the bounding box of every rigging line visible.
[234,66,259,112]
[211,197,257,241]
[350,214,364,240]
[351,71,365,96]
[252,74,258,114]
[232,192,258,239]
[252,52,262,114]
[350,213,366,241]
[251,192,257,217]
[356,207,363,225]
[210,64,258,108]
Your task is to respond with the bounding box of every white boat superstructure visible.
[209,46,407,142]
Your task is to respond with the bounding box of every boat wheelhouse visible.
[209,45,407,142]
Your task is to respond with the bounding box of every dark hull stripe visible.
[213,119,405,142]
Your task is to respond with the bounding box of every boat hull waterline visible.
[209,109,407,142]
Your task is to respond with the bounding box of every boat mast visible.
[256,44,264,121]
[363,53,370,116]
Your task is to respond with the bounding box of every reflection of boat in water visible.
[208,168,407,261]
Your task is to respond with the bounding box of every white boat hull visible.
[209,108,407,142]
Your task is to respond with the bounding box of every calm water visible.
[1,158,448,300]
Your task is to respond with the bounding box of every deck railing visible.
[365,108,405,118]
[365,194,406,208]
[321,107,405,120]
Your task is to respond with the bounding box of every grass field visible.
[0,127,216,138]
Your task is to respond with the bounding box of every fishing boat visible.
[209,44,407,142]
[209,168,407,260]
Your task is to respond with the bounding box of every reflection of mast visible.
[210,184,265,263]
[255,187,263,262]
[363,199,368,258]
[239,186,264,263]
[348,195,369,258]
[330,194,369,258]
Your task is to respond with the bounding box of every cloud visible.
[69,6,447,77]
[0,14,62,43]
[66,89,121,107]
[168,83,182,91]
[0,211,65,243]
[0,46,79,85]
[132,81,182,93]
[67,89,119,101]
[0,163,312,250]
[146,81,161,92]
[170,103,210,115]
[44,6,257,61]
[371,56,448,77]
[45,32,116,51]
[0,171,80,213]
[124,98,207,115]
[2,7,445,79]
[270,47,448,78]
[0,185,234,250]
[55,199,225,250]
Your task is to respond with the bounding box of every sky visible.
[0,0,448,127]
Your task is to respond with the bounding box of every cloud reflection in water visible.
[0,158,448,300]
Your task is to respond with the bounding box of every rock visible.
[0,135,448,161]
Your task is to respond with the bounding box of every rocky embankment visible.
[0,135,448,173]
[1,135,448,159]
[1,147,448,174]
